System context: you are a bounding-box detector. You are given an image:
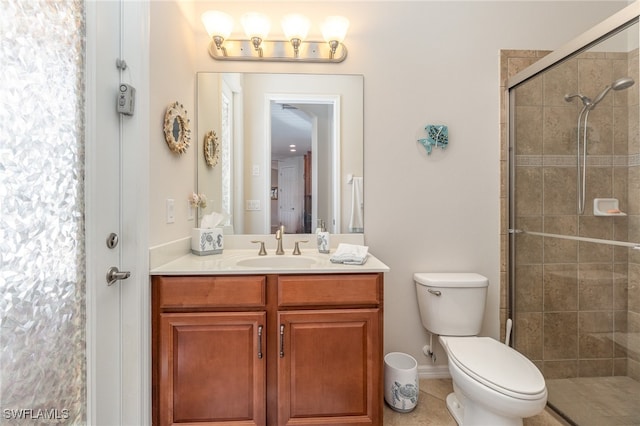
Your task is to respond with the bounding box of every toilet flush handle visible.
[427,289,441,296]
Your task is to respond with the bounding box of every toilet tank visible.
[414,273,488,336]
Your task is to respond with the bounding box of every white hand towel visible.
[330,243,369,265]
[349,177,364,233]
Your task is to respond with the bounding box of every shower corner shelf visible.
[594,198,627,216]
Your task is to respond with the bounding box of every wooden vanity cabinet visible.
[153,275,267,426]
[275,274,383,425]
[152,273,383,426]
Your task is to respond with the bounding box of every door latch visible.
[106,266,131,286]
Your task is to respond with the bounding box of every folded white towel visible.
[330,243,369,265]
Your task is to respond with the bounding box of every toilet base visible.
[445,393,464,425]
[446,392,524,426]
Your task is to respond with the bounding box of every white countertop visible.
[150,249,390,275]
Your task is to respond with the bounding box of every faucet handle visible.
[292,240,309,255]
[251,240,267,256]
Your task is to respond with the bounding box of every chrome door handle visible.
[106,266,131,286]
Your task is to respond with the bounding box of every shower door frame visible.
[506,1,640,344]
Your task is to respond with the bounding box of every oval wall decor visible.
[203,130,220,167]
[163,101,191,155]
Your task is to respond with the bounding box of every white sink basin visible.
[235,256,317,268]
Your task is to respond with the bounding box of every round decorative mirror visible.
[163,101,191,154]
[203,130,220,167]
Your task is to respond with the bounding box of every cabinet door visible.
[277,309,381,425]
[159,312,266,426]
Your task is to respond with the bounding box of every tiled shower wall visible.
[500,48,640,381]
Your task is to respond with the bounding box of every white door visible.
[278,158,303,232]
[86,1,149,424]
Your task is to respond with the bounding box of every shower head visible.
[564,77,635,110]
[612,76,635,90]
[590,77,635,108]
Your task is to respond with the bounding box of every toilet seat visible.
[441,336,546,400]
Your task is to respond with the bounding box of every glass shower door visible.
[509,18,640,426]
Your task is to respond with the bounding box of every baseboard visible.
[418,364,451,379]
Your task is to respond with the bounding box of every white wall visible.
[150,1,628,371]
[149,0,197,247]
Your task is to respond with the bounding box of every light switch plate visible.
[166,199,175,223]
[245,199,261,211]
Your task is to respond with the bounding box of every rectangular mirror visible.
[196,73,364,235]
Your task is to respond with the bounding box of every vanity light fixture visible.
[281,14,310,57]
[202,11,349,62]
[241,12,271,56]
[321,16,350,59]
[201,11,233,55]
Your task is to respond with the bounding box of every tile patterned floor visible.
[383,378,569,426]
[546,376,640,426]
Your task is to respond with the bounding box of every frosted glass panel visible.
[0,0,86,422]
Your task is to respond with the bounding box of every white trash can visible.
[384,352,419,412]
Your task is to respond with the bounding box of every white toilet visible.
[415,272,547,426]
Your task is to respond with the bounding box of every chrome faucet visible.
[275,225,285,255]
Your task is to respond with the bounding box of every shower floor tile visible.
[547,376,640,425]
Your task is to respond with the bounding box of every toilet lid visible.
[444,337,546,399]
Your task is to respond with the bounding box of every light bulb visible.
[201,11,233,52]
[282,14,310,57]
[201,11,233,41]
[282,14,310,42]
[321,16,349,58]
[241,12,270,42]
[321,16,349,44]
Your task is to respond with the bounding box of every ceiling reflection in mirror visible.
[196,73,364,235]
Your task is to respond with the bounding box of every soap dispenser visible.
[316,220,330,253]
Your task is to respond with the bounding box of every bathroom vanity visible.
[150,248,388,426]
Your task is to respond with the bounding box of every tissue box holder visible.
[191,228,223,256]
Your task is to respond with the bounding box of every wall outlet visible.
[246,199,261,211]
[166,199,175,223]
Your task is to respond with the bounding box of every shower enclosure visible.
[506,4,640,425]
